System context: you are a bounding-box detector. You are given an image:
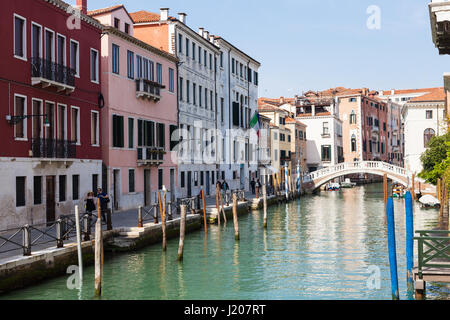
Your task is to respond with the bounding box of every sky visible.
[80,0,450,98]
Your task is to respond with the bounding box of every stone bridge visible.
[301,161,433,194]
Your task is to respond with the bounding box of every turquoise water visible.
[2,184,449,300]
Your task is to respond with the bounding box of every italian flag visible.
[249,112,261,138]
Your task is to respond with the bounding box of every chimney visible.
[76,0,87,15]
[160,8,169,21]
[280,97,285,104]
[198,27,204,36]
[209,35,215,43]
[178,13,187,24]
[203,30,209,40]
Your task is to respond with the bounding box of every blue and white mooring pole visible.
[387,197,400,300]
[284,164,289,200]
[296,161,301,194]
[405,191,414,284]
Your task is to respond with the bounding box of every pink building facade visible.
[89,6,178,210]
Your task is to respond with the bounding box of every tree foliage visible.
[419,133,450,185]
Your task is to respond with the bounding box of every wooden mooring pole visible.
[263,183,268,229]
[177,204,187,261]
[386,197,400,300]
[158,192,167,251]
[94,198,103,297]
[201,189,207,235]
[216,185,221,226]
[405,191,414,284]
[232,192,239,241]
[218,188,227,224]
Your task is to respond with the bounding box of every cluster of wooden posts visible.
[437,177,449,220]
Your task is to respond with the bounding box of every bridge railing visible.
[302,161,409,184]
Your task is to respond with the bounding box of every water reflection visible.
[1,183,448,300]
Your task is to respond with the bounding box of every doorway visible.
[187,171,192,197]
[113,169,120,210]
[144,169,151,207]
[46,176,56,224]
[206,171,210,196]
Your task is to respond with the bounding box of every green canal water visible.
[2,183,450,300]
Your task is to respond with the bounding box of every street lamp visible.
[6,114,50,127]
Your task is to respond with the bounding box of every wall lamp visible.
[6,114,50,127]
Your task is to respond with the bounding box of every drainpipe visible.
[175,25,181,200]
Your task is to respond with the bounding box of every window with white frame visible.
[57,104,67,141]
[70,40,79,76]
[32,99,43,139]
[156,63,162,85]
[71,106,80,144]
[112,44,120,75]
[45,28,55,62]
[32,22,42,60]
[90,49,99,83]
[14,14,26,60]
[56,34,66,66]
[91,111,99,146]
[169,68,174,93]
[14,94,27,139]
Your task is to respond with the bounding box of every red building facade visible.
[0,0,103,229]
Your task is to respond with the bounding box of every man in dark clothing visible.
[97,188,109,222]
[250,179,256,194]
[223,181,230,205]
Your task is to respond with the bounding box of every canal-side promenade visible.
[0,191,286,295]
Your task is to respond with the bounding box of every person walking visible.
[223,180,230,205]
[251,179,256,195]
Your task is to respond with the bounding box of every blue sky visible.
[82,0,450,98]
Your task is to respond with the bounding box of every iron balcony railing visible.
[31,57,76,87]
[136,78,163,101]
[137,147,165,164]
[31,138,76,159]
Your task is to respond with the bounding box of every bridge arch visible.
[301,162,412,193]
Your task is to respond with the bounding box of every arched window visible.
[351,134,357,152]
[424,128,436,147]
[350,110,357,124]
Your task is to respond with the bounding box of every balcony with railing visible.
[31,138,76,160]
[31,58,76,94]
[137,147,165,166]
[136,79,164,101]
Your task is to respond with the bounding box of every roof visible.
[380,87,443,96]
[285,117,306,127]
[42,0,103,30]
[408,88,445,103]
[213,36,261,66]
[130,10,177,23]
[258,104,289,113]
[88,4,135,24]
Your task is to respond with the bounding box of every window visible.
[158,169,163,190]
[125,23,130,34]
[149,61,154,81]
[181,172,185,188]
[34,176,42,205]
[112,44,120,75]
[91,111,99,145]
[129,169,135,193]
[186,38,190,57]
[32,23,42,60]
[57,104,66,140]
[14,95,26,139]
[112,115,124,148]
[32,99,43,139]
[221,98,224,122]
[198,46,201,63]
[114,18,120,29]
[350,111,357,124]
[127,51,134,79]
[169,68,174,92]
[72,175,79,200]
[426,110,433,119]
[209,53,212,70]
[157,123,165,148]
[59,175,66,202]
[45,29,55,62]
[351,135,357,152]
[156,63,162,85]
[92,174,98,196]
[205,88,208,108]
[136,55,142,78]
[232,58,235,74]
[90,49,99,82]
[70,40,79,76]
[178,34,183,53]
[210,91,213,110]
[186,80,190,103]
[424,128,436,147]
[192,43,196,60]
[14,15,26,59]
[57,34,66,66]
[200,171,204,186]
[254,71,259,86]
[16,177,26,207]
[220,52,223,67]
[350,98,357,102]
[179,77,183,101]
[204,50,207,67]
[45,102,55,139]
[193,83,197,105]
[199,86,203,107]
[128,118,134,148]
[322,122,329,135]
[71,107,80,144]
[170,125,178,151]
[321,145,332,162]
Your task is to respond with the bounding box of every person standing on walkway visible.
[85,192,96,216]
[256,179,261,199]
[251,179,256,195]
[223,180,230,205]
[97,188,109,222]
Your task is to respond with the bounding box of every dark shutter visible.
[59,175,66,202]
[16,177,26,207]
[72,175,79,200]
[233,102,240,126]
[170,125,178,151]
[34,176,42,205]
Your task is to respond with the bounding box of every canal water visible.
[2,183,449,300]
